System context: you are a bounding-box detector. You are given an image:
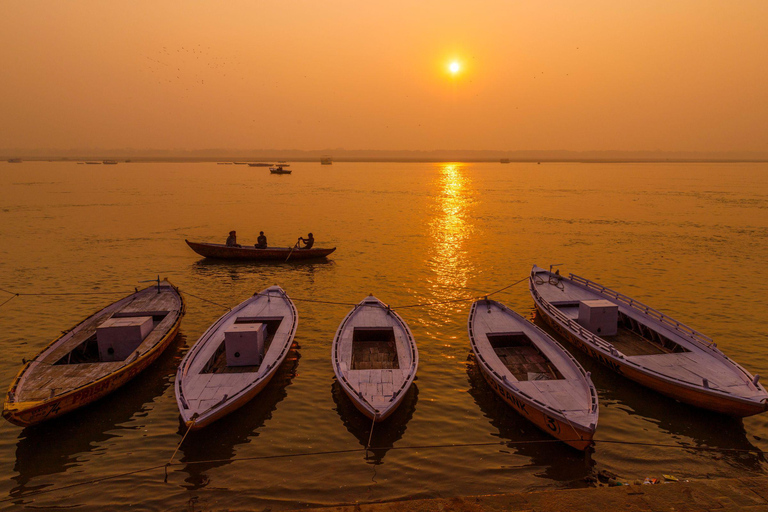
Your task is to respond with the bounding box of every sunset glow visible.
[449,61,460,75]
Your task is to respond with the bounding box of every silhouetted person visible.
[255,231,268,249]
[298,232,314,250]
[226,230,241,247]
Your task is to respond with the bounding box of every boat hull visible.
[3,284,185,427]
[530,269,768,417]
[535,302,766,417]
[186,240,335,260]
[176,286,298,429]
[332,296,418,423]
[477,362,594,451]
[183,361,282,430]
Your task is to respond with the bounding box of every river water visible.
[0,161,767,510]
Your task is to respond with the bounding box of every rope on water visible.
[485,276,530,297]
[0,464,168,504]
[165,420,196,482]
[365,415,377,459]
[0,275,530,312]
[290,296,358,306]
[3,436,763,503]
[0,294,19,309]
[18,291,135,296]
[393,275,529,309]
[178,289,232,311]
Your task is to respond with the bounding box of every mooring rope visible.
[2,435,764,504]
[178,289,233,311]
[0,294,19,309]
[0,274,531,313]
[365,415,377,459]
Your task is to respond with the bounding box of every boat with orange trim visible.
[3,279,184,427]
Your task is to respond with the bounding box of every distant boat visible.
[233,162,247,165]
[102,160,118,165]
[247,162,271,167]
[500,158,510,164]
[7,158,22,163]
[175,286,298,429]
[321,155,333,165]
[3,280,185,426]
[468,298,598,450]
[332,295,418,422]
[85,161,102,165]
[185,240,335,260]
[269,165,292,174]
[530,265,768,417]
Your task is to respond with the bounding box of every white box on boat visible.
[97,316,154,362]
[225,323,266,366]
[578,300,618,336]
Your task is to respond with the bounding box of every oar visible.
[285,241,299,262]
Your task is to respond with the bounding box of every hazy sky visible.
[2,1,766,152]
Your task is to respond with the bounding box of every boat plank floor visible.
[604,327,668,356]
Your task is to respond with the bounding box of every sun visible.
[449,61,461,74]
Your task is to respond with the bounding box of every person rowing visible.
[297,232,314,250]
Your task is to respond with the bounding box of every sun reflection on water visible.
[427,163,476,298]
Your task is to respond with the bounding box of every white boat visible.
[175,285,298,429]
[530,265,768,417]
[4,280,185,426]
[468,298,598,450]
[332,296,418,422]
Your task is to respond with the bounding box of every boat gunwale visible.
[175,286,298,425]
[467,299,599,425]
[567,272,716,348]
[332,297,418,420]
[4,281,185,422]
[530,267,768,406]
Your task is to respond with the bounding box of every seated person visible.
[225,230,241,247]
[255,231,268,249]
[297,232,314,250]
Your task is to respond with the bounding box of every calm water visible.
[1,161,767,510]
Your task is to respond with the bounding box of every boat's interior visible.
[351,327,399,370]
[486,332,563,381]
[202,316,284,374]
[552,302,689,356]
[608,312,690,355]
[53,311,169,365]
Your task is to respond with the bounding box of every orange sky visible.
[1,1,766,152]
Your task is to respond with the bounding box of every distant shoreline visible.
[4,157,768,164]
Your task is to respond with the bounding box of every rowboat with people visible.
[332,296,418,422]
[175,286,298,429]
[529,265,768,417]
[269,165,291,174]
[185,240,335,261]
[3,279,185,426]
[468,298,598,450]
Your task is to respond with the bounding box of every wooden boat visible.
[468,299,598,450]
[175,286,297,429]
[269,165,292,174]
[332,296,418,422]
[3,280,185,427]
[185,240,335,260]
[530,265,768,417]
